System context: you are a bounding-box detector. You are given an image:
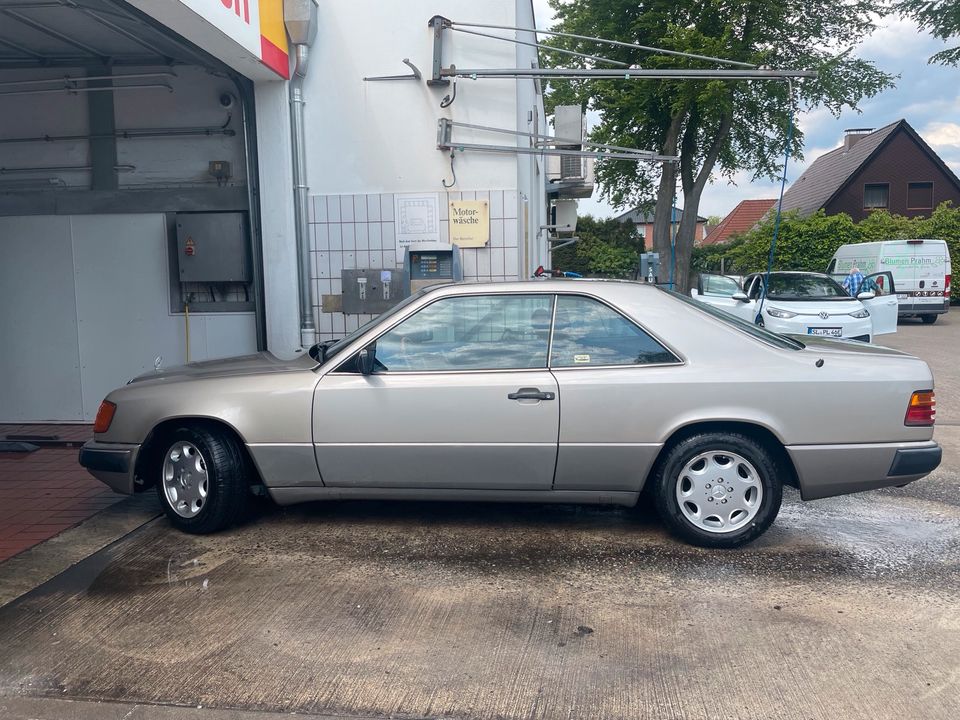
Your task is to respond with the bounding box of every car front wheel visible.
[651,432,783,548]
[155,424,251,534]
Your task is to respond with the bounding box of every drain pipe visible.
[284,0,320,348]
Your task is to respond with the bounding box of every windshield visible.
[752,273,852,300]
[319,288,430,361]
[663,287,805,351]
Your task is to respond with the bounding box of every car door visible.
[861,271,899,335]
[549,294,684,492]
[692,273,753,319]
[312,292,559,490]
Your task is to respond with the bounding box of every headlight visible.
[850,308,870,318]
[766,307,797,319]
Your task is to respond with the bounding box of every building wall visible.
[0,214,256,422]
[308,190,521,341]
[826,130,960,221]
[293,0,547,340]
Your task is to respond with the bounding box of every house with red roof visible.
[701,199,777,246]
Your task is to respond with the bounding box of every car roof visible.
[425,278,657,294]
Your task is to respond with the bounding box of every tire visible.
[921,314,938,324]
[154,424,252,534]
[650,432,783,549]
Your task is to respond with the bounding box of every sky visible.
[530,2,960,221]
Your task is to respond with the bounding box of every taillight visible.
[93,400,117,434]
[945,274,951,297]
[905,391,936,426]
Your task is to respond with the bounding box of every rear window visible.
[663,288,804,351]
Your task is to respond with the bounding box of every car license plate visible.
[808,327,842,337]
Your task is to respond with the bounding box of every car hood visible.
[766,299,863,316]
[788,335,913,357]
[128,352,315,384]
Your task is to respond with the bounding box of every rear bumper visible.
[78,440,140,494]
[898,299,949,316]
[787,440,941,501]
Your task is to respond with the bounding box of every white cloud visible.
[856,18,942,61]
[921,121,960,148]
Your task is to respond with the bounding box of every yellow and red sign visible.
[167,0,289,78]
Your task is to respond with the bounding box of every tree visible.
[691,202,960,282]
[551,215,644,277]
[897,1,960,65]
[543,0,894,292]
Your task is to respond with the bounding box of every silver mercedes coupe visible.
[79,280,941,548]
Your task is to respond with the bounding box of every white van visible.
[827,239,951,324]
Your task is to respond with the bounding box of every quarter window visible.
[550,295,677,367]
[373,294,553,372]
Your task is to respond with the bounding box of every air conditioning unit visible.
[546,105,595,198]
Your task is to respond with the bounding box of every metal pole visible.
[448,20,758,68]
[290,43,317,348]
[441,67,818,80]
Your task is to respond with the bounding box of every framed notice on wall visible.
[394,193,440,252]
[448,199,490,247]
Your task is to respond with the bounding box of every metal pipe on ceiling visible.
[0,126,236,144]
[0,70,177,88]
[0,164,135,174]
[0,7,107,58]
[0,82,174,96]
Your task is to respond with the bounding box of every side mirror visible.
[732,291,750,302]
[857,291,876,300]
[357,344,376,375]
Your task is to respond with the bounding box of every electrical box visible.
[342,268,408,314]
[639,252,661,283]
[404,242,463,294]
[175,212,250,283]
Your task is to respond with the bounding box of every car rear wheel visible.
[921,314,938,324]
[651,432,782,548]
[155,424,251,534]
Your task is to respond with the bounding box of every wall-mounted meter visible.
[404,241,463,294]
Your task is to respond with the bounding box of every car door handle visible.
[508,387,555,401]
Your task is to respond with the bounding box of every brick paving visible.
[0,426,124,562]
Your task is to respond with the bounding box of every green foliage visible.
[543,0,895,291]
[551,215,644,278]
[897,0,960,65]
[691,202,960,277]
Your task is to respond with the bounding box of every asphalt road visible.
[0,314,958,720]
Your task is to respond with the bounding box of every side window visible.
[747,276,763,299]
[373,294,553,372]
[550,295,677,368]
[701,274,741,297]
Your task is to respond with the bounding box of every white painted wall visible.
[254,79,303,359]
[0,215,257,422]
[303,0,523,196]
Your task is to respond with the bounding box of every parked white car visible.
[692,271,899,341]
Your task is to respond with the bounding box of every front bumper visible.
[78,440,140,494]
[787,440,941,500]
[767,314,872,342]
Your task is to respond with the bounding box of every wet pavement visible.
[0,316,958,720]
[0,480,958,720]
